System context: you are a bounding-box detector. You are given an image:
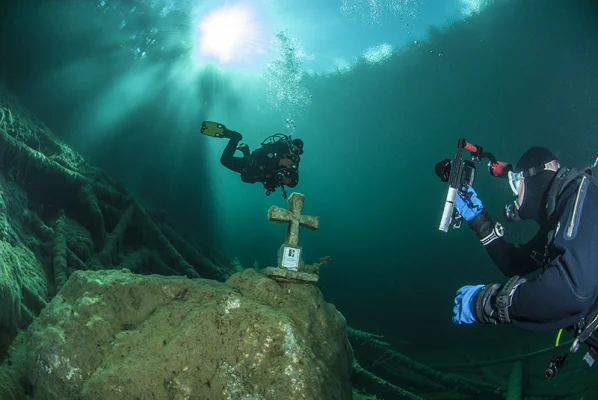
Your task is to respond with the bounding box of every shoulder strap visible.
[546,167,581,218]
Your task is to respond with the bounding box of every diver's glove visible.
[453,276,526,325]
[455,187,484,221]
[457,187,504,246]
[452,285,484,324]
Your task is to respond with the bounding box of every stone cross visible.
[267,192,319,274]
[268,192,320,246]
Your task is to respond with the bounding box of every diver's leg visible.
[220,131,248,173]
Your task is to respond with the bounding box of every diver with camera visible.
[437,139,598,378]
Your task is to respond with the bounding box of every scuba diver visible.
[200,121,303,199]
[451,146,598,375]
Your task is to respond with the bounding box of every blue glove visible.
[455,187,484,221]
[452,284,484,324]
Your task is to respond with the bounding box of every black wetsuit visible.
[219,131,299,190]
[475,168,598,352]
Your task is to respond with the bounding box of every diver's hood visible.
[513,147,558,222]
[291,138,304,156]
[518,171,556,221]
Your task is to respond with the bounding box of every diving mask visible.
[505,171,524,221]
[508,170,525,196]
[508,159,560,196]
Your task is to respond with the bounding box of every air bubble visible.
[262,30,312,120]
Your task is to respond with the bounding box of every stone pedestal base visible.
[260,267,318,283]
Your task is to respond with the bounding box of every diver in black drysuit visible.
[452,147,598,368]
[219,130,302,197]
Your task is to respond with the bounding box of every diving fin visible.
[201,121,227,138]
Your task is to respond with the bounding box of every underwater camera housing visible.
[436,138,512,232]
[436,158,476,188]
[436,147,477,231]
[275,165,298,185]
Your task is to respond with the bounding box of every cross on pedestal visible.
[268,192,319,247]
[267,192,320,275]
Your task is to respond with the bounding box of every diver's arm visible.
[468,209,545,277]
[486,188,598,332]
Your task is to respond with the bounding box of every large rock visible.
[24,268,353,399]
